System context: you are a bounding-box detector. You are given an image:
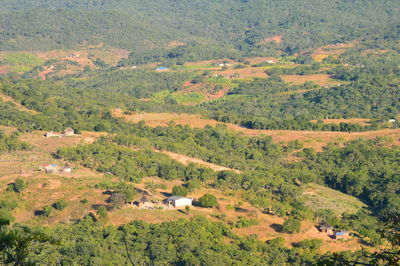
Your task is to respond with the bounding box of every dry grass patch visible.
[282,74,340,86]
[217,67,269,79]
[312,42,356,62]
[310,118,370,126]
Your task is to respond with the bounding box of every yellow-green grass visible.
[303,183,366,216]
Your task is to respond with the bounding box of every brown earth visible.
[217,67,269,79]
[282,74,340,86]
[246,57,277,65]
[312,42,356,62]
[259,35,283,45]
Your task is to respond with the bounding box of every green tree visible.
[198,193,218,208]
[53,199,68,211]
[42,206,53,217]
[97,206,108,219]
[282,217,301,233]
[172,185,188,197]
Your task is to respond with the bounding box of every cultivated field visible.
[282,74,340,86]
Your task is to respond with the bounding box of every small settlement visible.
[44,128,76,138]
[135,195,193,210]
[39,163,73,174]
[318,223,350,240]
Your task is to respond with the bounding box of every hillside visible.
[0,0,399,58]
[0,1,399,265]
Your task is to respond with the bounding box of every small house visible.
[44,131,60,138]
[137,196,154,209]
[335,230,349,240]
[61,164,72,173]
[388,119,396,123]
[165,196,193,207]
[63,128,75,136]
[318,223,334,235]
[44,164,59,174]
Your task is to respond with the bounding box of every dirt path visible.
[158,150,241,173]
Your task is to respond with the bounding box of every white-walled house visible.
[165,196,193,207]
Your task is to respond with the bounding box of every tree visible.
[198,193,218,208]
[53,199,68,211]
[0,209,15,225]
[185,205,190,215]
[282,217,301,233]
[97,206,108,219]
[42,206,53,217]
[109,192,126,210]
[7,178,26,193]
[172,185,188,197]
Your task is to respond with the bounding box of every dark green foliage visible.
[97,206,108,219]
[0,131,30,152]
[198,193,218,208]
[42,206,53,217]
[7,178,26,193]
[171,185,188,197]
[0,209,15,226]
[53,199,68,211]
[282,217,301,233]
[234,216,258,228]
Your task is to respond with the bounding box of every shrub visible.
[53,199,68,211]
[97,206,108,219]
[282,217,301,233]
[172,185,188,197]
[198,193,218,208]
[42,205,53,217]
[0,208,15,225]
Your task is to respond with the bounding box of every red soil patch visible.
[282,74,339,86]
[259,35,283,45]
[0,66,10,74]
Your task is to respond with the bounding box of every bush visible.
[282,217,301,233]
[297,239,323,251]
[7,178,26,193]
[53,199,68,211]
[97,206,108,219]
[198,193,218,208]
[172,185,188,197]
[0,208,15,225]
[42,205,53,217]
[0,199,19,211]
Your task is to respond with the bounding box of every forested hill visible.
[0,0,399,55]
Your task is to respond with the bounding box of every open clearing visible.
[217,67,269,79]
[158,150,241,173]
[114,110,400,151]
[303,183,367,216]
[312,42,356,62]
[282,74,340,86]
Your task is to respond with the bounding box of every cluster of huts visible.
[39,163,72,174]
[44,128,75,138]
[136,195,193,210]
[318,223,350,240]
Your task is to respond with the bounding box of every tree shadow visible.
[270,223,283,232]
[160,192,172,197]
[34,210,44,216]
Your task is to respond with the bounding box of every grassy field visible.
[302,183,367,216]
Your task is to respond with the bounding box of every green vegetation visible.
[198,193,218,208]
